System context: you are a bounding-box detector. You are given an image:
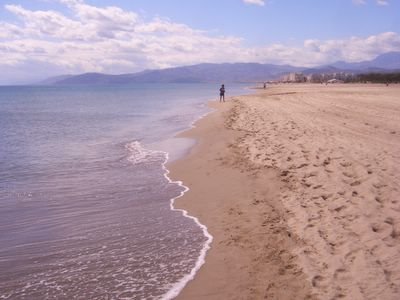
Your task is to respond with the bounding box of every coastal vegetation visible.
[356,72,400,83]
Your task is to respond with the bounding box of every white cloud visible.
[63,0,139,30]
[377,0,389,6]
[0,21,25,39]
[5,4,90,40]
[0,0,246,75]
[353,0,390,5]
[243,0,266,6]
[0,0,399,83]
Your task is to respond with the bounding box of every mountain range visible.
[42,52,400,85]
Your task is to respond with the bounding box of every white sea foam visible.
[126,107,214,300]
[125,141,165,165]
[160,151,213,300]
[160,106,214,299]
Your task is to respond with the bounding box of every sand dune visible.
[171,84,400,299]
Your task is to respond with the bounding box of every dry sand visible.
[169,84,400,299]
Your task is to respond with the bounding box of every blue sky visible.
[0,0,399,84]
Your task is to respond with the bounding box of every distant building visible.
[305,72,356,83]
[282,72,306,83]
[281,71,357,83]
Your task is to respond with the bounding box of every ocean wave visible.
[125,141,166,165]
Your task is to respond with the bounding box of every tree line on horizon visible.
[354,72,400,84]
[303,72,400,84]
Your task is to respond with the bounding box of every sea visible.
[0,83,249,300]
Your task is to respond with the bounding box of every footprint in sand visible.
[384,217,394,225]
[383,228,400,247]
[371,223,383,233]
[383,269,392,282]
[342,171,354,178]
[333,205,346,212]
[321,194,333,200]
[297,163,309,169]
[334,268,349,280]
[304,171,318,178]
[350,180,361,187]
[311,275,325,288]
[340,161,352,168]
[373,182,387,189]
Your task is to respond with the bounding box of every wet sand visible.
[169,84,400,299]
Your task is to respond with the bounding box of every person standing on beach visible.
[219,84,225,102]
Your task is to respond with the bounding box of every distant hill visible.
[41,52,400,85]
[302,66,342,75]
[45,63,303,85]
[38,74,74,85]
[330,52,400,70]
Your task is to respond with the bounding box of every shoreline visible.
[161,150,213,300]
[168,92,313,299]
[168,83,400,299]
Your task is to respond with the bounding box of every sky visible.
[0,0,399,84]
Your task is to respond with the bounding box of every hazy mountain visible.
[121,63,304,83]
[48,63,303,85]
[302,66,342,75]
[38,74,74,85]
[41,52,400,85]
[330,52,400,70]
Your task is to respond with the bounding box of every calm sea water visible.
[0,83,248,299]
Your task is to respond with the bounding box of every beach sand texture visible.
[170,84,400,299]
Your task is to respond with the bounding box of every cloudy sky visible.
[0,0,399,84]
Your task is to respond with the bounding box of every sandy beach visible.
[169,83,400,299]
